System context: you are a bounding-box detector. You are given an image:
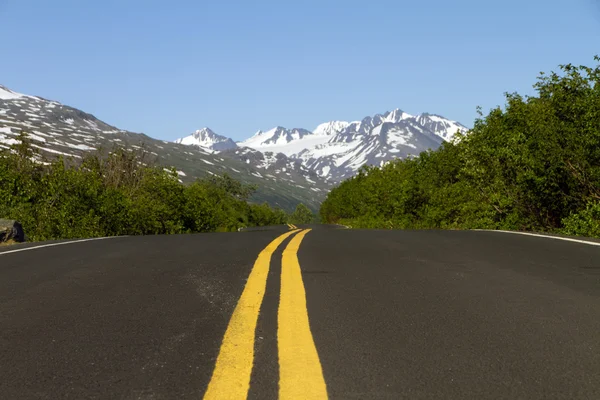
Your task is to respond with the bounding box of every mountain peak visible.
[414,113,468,140]
[175,127,237,151]
[385,109,412,123]
[193,127,219,137]
[313,121,350,136]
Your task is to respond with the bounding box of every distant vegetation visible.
[321,58,600,238]
[289,203,318,225]
[0,133,315,241]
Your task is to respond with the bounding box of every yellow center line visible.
[203,229,300,400]
[278,229,328,399]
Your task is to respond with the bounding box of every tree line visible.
[0,134,315,241]
[320,58,600,238]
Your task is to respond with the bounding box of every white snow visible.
[0,86,27,100]
[32,145,81,158]
[385,109,413,123]
[387,127,412,147]
[27,133,47,143]
[175,128,231,151]
[313,121,350,136]
[84,120,101,131]
[63,143,95,151]
[371,125,383,137]
[418,114,467,141]
[240,128,332,157]
[0,130,19,146]
[201,159,215,165]
[177,170,186,177]
[256,152,278,169]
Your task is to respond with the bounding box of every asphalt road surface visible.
[1,225,600,399]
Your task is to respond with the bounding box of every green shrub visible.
[320,57,600,238]
[561,202,600,237]
[0,138,293,241]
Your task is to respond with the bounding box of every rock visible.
[0,219,27,243]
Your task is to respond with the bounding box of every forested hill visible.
[320,58,600,238]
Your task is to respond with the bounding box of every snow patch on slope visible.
[0,86,27,100]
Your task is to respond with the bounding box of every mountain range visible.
[0,83,468,210]
[177,109,468,182]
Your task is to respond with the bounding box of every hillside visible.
[0,85,331,211]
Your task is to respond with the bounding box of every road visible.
[1,225,600,399]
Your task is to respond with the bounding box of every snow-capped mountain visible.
[175,127,237,151]
[238,127,316,153]
[313,121,350,136]
[178,108,468,182]
[413,113,467,141]
[0,84,332,211]
[294,115,448,181]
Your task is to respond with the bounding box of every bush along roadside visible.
[0,133,299,241]
[320,58,600,238]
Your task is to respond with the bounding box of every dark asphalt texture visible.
[1,226,600,399]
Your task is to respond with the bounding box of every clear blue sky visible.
[1,0,599,141]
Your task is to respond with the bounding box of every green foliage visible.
[289,203,315,224]
[321,57,600,238]
[561,202,600,237]
[0,137,291,241]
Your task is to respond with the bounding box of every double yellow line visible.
[287,223,297,230]
[203,229,327,400]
